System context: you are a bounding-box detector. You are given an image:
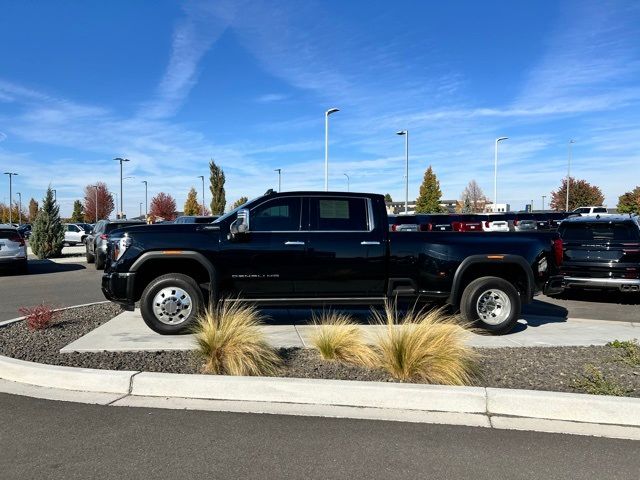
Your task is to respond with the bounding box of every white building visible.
[487,203,510,213]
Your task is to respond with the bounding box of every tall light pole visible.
[141,180,148,218]
[92,185,99,222]
[197,176,205,215]
[343,173,350,192]
[274,169,282,192]
[114,157,130,218]
[3,172,18,224]
[494,137,508,212]
[542,195,546,211]
[566,139,575,212]
[139,202,143,218]
[324,107,339,191]
[396,130,409,214]
[16,192,22,225]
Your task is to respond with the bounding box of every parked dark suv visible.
[86,219,145,270]
[558,215,640,293]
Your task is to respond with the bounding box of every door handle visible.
[360,241,381,245]
[284,241,305,246]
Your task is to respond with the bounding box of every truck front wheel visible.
[140,273,204,334]
[460,276,521,334]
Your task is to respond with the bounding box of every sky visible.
[1,0,639,217]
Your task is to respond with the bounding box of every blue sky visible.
[1,0,639,216]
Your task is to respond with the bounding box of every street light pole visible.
[566,139,575,212]
[197,176,205,215]
[396,130,409,214]
[542,195,546,211]
[343,173,350,192]
[141,181,148,218]
[139,202,143,218]
[324,108,339,191]
[92,185,99,222]
[114,157,130,218]
[3,172,18,224]
[274,169,282,192]
[494,137,508,212]
[16,192,22,225]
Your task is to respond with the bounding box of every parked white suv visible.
[0,224,28,274]
[64,223,88,246]
[571,206,608,216]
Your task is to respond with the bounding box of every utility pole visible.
[141,180,148,218]
[396,130,409,214]
[343,173,350,192]
[114,157,130,218]
[324,108,339,191]
[566,139,575,211]
[92,185,99,222]
[17,192,22,225]
[3,172,18,224]
[197,176,205,215]
[494,137,508,212]
[542,195,546,211]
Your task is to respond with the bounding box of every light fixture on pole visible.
[92,185,99,222]
[114,157,130,219]
[324,107,339,191]
[542,195,546,211]
[141,180,148,218]
[196,176,205,215]
[566,139,575,212]
[493,137,508,212]
[396,130,409,214]
[17,192,22,225]
[274,169,282,192]
[4,172,18,224]
[343,173,350,192]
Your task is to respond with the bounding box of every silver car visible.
[0,224,28,274]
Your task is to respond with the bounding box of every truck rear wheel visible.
[140,273,204,334]
[460,276,521,334]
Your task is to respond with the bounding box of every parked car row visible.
[388,211,573,233]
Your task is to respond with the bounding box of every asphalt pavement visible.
[0,392,638,480]
[1,258,639,323]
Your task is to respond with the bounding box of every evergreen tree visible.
[617,186,640,214]
[30,187,64,259]
[415,166,443,213]
[384,193,393,203]
[183,187,200,215]
[209,159,226,215]
[28,198,39,222]
[232,196,248,209]
[71,200,84,222]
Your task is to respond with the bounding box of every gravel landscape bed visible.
[1,304,638,396]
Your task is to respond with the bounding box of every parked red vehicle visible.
[451,214,484,232]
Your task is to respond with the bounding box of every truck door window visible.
[251,198,301,231]
[311,198,369,231]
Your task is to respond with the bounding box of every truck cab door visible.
[297,196,386,297]
[218,196,306,297]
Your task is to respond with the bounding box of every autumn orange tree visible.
[83,182,115,222]
[550,177,604,211]
[150,192,177,220]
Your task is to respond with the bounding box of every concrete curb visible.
[0,301,111,327]
[0,354,639,440]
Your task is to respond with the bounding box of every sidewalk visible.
[28,245,86,264]
[61,309,639,353]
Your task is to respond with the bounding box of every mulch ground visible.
[1,304,638,396]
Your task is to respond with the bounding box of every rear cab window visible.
[310,197,370,231]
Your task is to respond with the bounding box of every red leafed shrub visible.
[18,304,57,331]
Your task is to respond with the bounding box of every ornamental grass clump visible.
[310,311,376,367]
[193,302,281,376]
[372,302,477,385]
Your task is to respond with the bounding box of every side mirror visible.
[229,208,250,240]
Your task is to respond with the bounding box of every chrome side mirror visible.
[229,208,250,239]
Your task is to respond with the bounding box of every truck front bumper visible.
[543,275,564,296]
[101,272,136,310]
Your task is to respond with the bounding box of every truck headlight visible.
[111,234,132,262]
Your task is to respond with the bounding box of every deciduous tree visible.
[550,177,604,211]
[617,186,640,214]
[183,187,200,215]
[415,166,443,213]
[232,196,248,209]
[209,159,226,215]
[28,198,38,222]
[83,182,115,222]
[150,192,177,221]
[460,180,486,213]
[30,187,64,259]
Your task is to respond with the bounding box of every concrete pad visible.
[113,395,491,428]
[61,309,304,353]
[486,387,640,427]
[0,355,136,394]
[131,372,488,413]
[62,309,640,353]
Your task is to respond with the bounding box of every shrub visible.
[371,302,477,385]
[571,365,631,396]
[310,311,376,366]
[607,339,640,367]
[193,301,281,376]
[18,304,57,331]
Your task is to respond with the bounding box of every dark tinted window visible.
[0,229,19,240]
[594,208,607,213]
[251,197,301,231]
[560,222,640,242]
[311,198,368,231]
[105,222,144,233]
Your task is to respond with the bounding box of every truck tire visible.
[460,276,521,334]
[140,273,205,335]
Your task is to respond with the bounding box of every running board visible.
[223,297,388,306]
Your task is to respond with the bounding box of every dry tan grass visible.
[193,301,281,376]
[371,302,477,385]
[310,311,376,367]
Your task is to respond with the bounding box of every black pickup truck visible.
[102,191,564,335]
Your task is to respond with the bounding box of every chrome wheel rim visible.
[476,289,511,325]
[152,287,193,325]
